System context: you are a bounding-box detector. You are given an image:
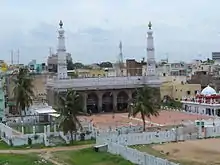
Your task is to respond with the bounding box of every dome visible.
[201,85,216,96]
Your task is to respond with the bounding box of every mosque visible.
[181,85,220,117]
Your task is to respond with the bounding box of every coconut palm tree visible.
[57,89,83,143]
[128,86,160,131]
[13,67,34,117]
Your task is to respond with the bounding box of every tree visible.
[57,90,83,143]
[99,62,113,68]
[128,86,160,131]
[13,67,34,117]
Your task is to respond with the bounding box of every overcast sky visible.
[0,0,220,64]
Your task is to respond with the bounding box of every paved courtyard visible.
[79,110,213,129]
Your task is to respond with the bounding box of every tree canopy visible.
[128,86,160,131]
[13,67,34,116]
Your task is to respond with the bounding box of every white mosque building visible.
[181,85,220,117]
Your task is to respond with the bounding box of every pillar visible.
[113,91,118,112]
[47,125,50,136]
[82,93,87,113]
[54,124,57,133]
[44,126,47,134]
[33,126,36,134]
[21,126,24,134]
[128,90,132,101]
[97,92,103,112]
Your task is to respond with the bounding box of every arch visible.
[102,92,113,112]
[117,91,129,112]
[87,92,98,113]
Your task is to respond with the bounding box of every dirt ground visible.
[79,111,213,129]
[152,139,220,164]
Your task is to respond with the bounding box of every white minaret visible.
[57,20,68,79]
[146,21,156,76]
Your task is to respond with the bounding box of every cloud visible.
[0,0,220,64]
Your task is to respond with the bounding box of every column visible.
[127,90,132,101]
[97,92,103,112]
[54,124,57,133]
[82,93,87,113]
[113,91,118,112]
[33,126,36,134]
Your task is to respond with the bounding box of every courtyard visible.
[79,110,214,129]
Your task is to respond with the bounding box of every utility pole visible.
[11,50,13,65]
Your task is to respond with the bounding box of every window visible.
[187,91,191,95]
[194,90,197,95]
[175,98,178,100]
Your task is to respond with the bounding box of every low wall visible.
[108,142,179,165]
[12,133,44,146]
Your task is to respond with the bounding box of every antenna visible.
[118,41,124,76]
[11,50,13,65]
[17,49,20,64]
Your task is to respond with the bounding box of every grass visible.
[53,147,134,165]
[0,139,95,150]
[0,154,53,165]
[132,144,207,165]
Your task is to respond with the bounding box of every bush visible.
[28,137,32,145]
[9,139,13,147]
[80,133,85,141]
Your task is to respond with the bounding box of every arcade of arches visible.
[83,90,137,113]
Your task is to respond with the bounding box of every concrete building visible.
[126,59,144,76]
[47,53,72,73]
[68,68,106,78]
[156,62,188,77]
[160,81,201,101]
[212,52,220,64]
[181,85,220,117]
[46,21,162,113]
[5,72,50,100]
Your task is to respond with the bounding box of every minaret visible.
[146,21,156,76]
[57,20,68,79]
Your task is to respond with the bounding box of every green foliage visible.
[0,154,53,165]
[128,86,160,131]
[99,61,113,68]
[162,96,182,108]
[12,67,34,116]
[28,137,32,145]
[53,148,133,165]
[57,89,84,143]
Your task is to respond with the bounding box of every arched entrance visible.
[87,93,98,113]
[102,92,113,112]
[117,91,129,112]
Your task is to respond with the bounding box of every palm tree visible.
[13,67,34,117]
[128,86,160,131]
[57,89,83,144]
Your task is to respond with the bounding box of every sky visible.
[0,0,220,64]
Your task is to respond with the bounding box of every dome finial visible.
[148,21,152,30]
[59,20,63,28]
